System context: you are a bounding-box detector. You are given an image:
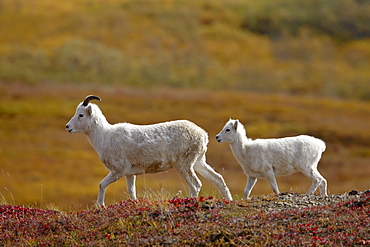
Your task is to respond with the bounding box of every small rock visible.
[348,190,359,195]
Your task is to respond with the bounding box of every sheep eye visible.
[225,129,230,132]
[79,114,84,118]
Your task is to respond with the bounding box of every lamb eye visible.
[79,114,84,118]
[225,129,230,132]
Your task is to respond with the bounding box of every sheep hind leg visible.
[176,164,202,198]
[303,168,327,195]
[98,171,124,207]
[194,158,233,201]
[318,178,328,196]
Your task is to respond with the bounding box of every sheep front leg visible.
[125,175,137,200]
[265,173,280,195]
[244,176,257,199]
[98,171,123,207]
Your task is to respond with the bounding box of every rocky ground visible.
[237,189,370,212]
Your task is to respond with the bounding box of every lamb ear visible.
[233,120,239,130]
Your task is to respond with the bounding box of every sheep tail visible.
[318,138,326,153]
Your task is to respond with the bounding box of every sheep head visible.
[66,95,102,134]
[216,119,241,143]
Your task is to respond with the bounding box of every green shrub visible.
[241,0,370,41]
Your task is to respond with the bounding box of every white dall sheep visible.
[66,95,232,206]
[216,119,327,199]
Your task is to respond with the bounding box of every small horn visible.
[82,95,101,106]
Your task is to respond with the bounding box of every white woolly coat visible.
[232,135,326,178]
[85,105,208,175]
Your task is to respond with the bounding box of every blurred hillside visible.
[0,0,370,99]
[1,0,370,209]
[0,82,369,209]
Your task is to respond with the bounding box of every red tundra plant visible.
[0,192,369,246]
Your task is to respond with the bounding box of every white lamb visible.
[216,119,327,199]
[66,95,232,206]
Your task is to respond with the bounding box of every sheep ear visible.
[86,105,93,116]
[233,120,238,130]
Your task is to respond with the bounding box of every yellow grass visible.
[0,82,369,210]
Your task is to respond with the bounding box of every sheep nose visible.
[216,135,222,143]
[66,124,69,129]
